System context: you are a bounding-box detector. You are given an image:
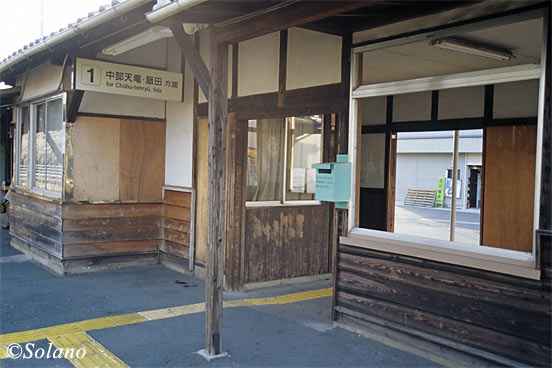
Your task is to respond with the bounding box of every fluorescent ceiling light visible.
[431,37,514,61]
[102,26,173,56]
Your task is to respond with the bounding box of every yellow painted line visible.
[0,287,332,358]
[245,287,332,305]
[0,313,146,346]
[48,331,129,368]
[138,302,205,321]
[0,345,7,359]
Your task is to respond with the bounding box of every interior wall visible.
[286,28,341,90]
[238,32,280,97]
[164,38,194,188]
[79,92,166,119]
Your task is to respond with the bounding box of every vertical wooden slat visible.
[332,208,348,321]
[231,43,239,100]
[277,30,288,108]
[205,29,228,356]
[480,85,493,244]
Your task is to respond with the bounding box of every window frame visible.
[346,9,548,279]
[15,92,66,199]
[245,115,324,207]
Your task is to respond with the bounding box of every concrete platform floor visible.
[0,228,442,368]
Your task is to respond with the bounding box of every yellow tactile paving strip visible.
[48,331,130,368]
[0,287,332,366]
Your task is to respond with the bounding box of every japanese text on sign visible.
[75,58,183,101]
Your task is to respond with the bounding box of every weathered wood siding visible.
[9,190,62,258]
[334,241,552,366]
[61,202,163,259]
[244,204,331,284]
[161,189,191,259]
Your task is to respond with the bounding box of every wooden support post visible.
[204,28,229,358]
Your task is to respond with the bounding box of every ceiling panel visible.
[361,16,543,85]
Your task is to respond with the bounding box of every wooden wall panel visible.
[244,204,331,284]
[72,116,120,201]
[161,189,192,260]
[483,125,536,252]
[334,243,552,366]
[9,190,62,258]
[119,120,165,201]
[61,202,163,259]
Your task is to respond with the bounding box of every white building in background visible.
[396,130,483,210]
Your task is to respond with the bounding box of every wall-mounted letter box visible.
[312,154,351,209]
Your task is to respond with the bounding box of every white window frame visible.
[15,92,66,199]
[345,9,548,279]
[245,115,323,208]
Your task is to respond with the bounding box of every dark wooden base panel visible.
[335,311,518,367]
[334,242,552,367]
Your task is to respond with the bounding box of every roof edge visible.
[0,0,153,77]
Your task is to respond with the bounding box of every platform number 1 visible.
[81,64,101,86]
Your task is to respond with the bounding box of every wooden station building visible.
[0,0,550,365]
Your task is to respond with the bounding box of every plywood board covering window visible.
[483,125,536,252]
[72,116,165,201]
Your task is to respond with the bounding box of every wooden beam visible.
[169,24,211,99]
[337,33,352,155]
[198,83,343,119]
[204,28,228,357]
[215,1,369,44]
[66,90,84,123]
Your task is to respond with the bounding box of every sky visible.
[0,0,110,62]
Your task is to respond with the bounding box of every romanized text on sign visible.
[75,58,183,101]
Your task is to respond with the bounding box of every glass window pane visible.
[393,130,481,246]
[246,118,285,202]
[285,115,322,201]
[360,133,385,189]
[34,103,46,189]
[18,107,30,187]
[46,99,64,192]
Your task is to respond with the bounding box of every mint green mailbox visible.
[312,154,351,209]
